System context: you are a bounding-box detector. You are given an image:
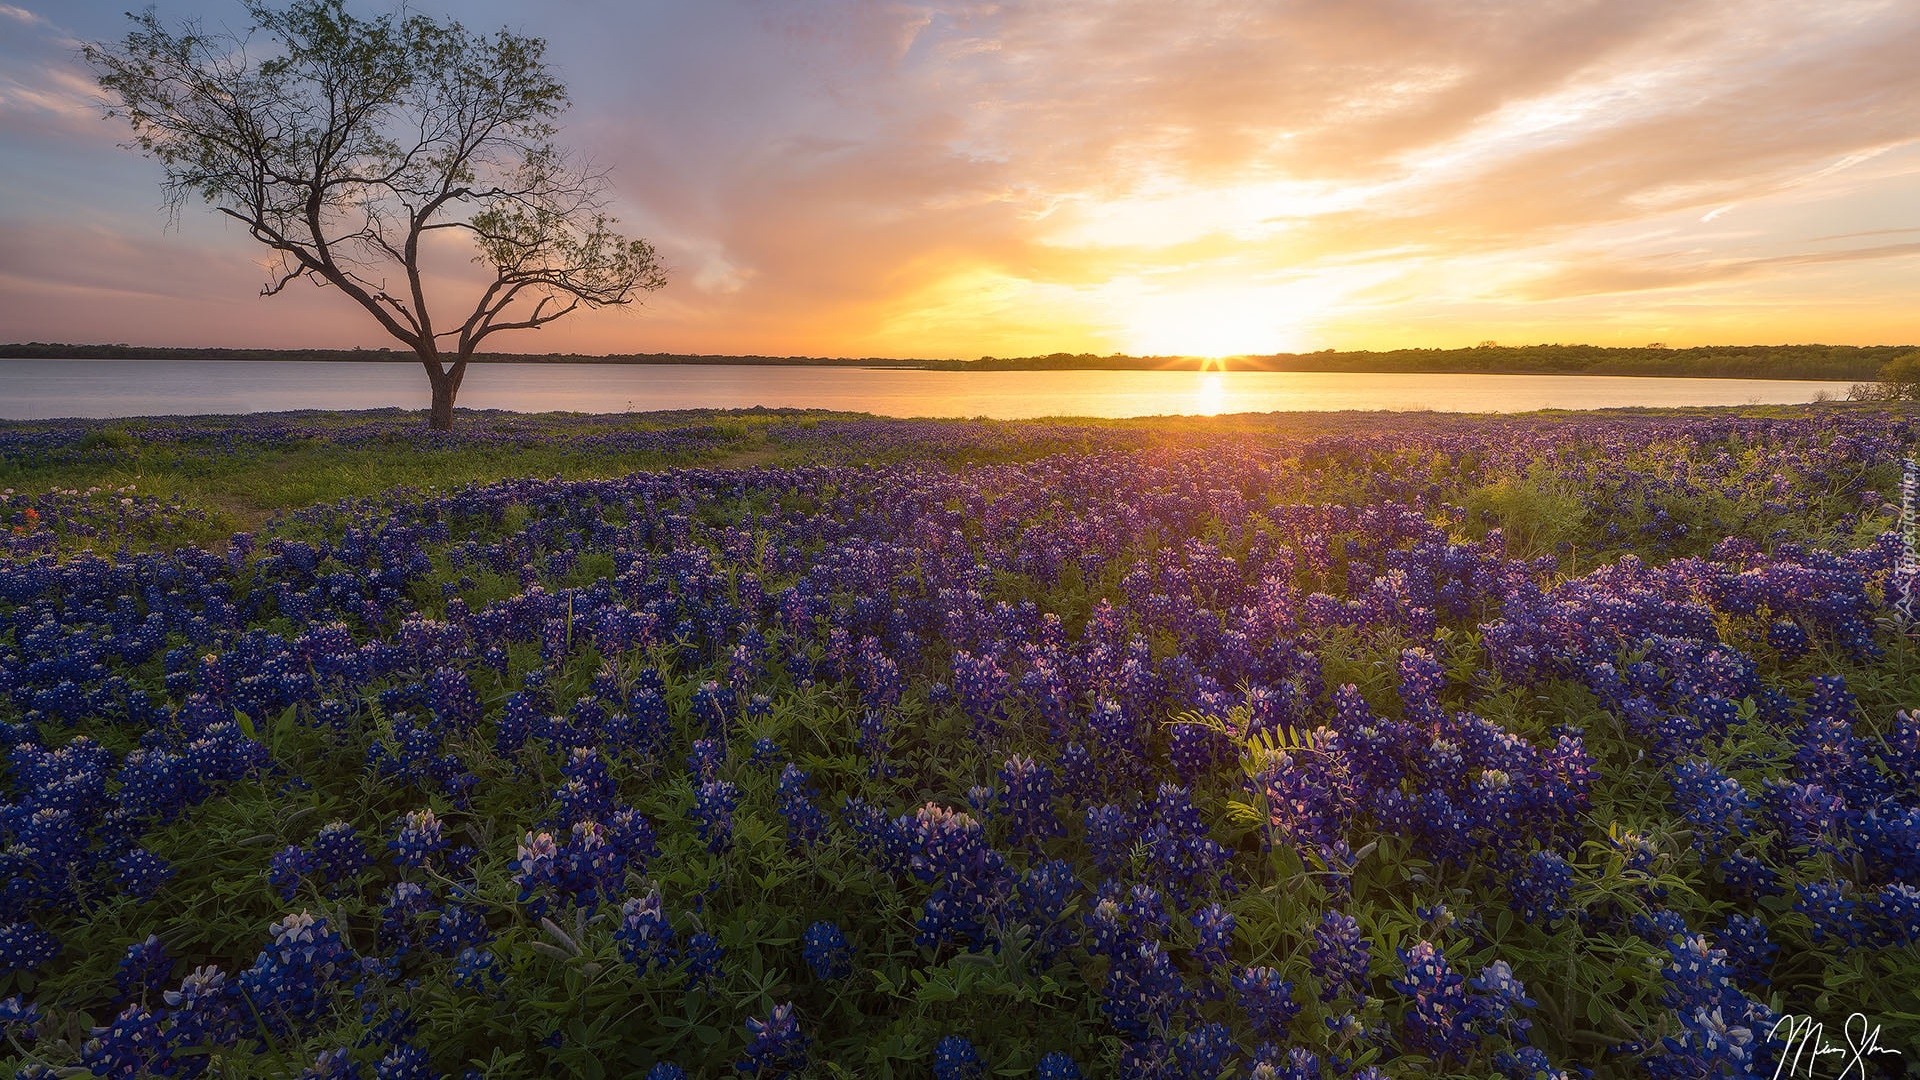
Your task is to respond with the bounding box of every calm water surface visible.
[0,358,1857,420]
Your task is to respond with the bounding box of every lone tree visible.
[85,0,667,429]
[1875,349,1920,401]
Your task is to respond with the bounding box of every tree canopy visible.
[1874,349,1920,400]
[85,0,667,428]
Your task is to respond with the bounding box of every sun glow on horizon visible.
[1118,285,1315,358]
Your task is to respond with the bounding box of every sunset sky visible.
[1,0,1917,359]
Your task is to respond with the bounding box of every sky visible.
[1,0,1917,359]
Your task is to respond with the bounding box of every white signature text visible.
[1770,1013,1904,1080]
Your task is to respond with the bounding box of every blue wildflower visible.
[736,1001,808,1075]
[801,921,853,981]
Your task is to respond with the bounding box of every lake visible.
[0,358,1860,420]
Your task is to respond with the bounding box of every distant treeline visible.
[0,344,913,367]
[949,344,1914,380]
[6,342,1912,380]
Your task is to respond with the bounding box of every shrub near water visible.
[0,407,1916,1078]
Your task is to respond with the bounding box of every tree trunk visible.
[429,378,456,431]
[422,354,455,431]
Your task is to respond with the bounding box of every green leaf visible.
[915,978,960,1003]
[1221,800,1265,828]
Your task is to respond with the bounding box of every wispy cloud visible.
[1517,239,1920,301]
[1803,225,1920,244]
[0,5,50,28]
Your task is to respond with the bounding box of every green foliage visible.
[73,428,136,452]
[1874,348,1920,400]
[1460,465,1590,560]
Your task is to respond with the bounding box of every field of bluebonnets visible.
[0,404,1917,1079]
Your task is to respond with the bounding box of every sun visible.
[1119,285,1310,358]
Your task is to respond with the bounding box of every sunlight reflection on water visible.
[1195,373,1227,415]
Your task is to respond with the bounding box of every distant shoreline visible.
[4,342,1911,381]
